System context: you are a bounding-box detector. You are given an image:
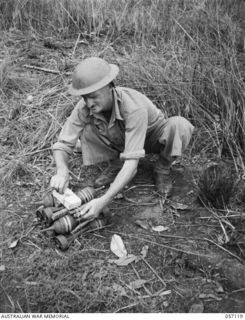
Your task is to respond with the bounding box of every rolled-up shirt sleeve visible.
[120,109,148,160]
[52,100,88,155]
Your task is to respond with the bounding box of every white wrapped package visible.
[52,188,82,210]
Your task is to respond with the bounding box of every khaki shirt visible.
[52,87,166,161]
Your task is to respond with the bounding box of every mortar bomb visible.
[41,214,78,234]
[36,206,58,225]
[51,207,69,221]
[55,216,107,250]
[75,186,96,203]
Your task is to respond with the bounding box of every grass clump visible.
[198,161,236,209]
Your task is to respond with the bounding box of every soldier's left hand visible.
[73,198,105,221]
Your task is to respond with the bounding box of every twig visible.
[16,301,24,313]
[23,240,42,251]
[79,248,109,253]
[106,230,212,258]
[0,284,15,312]
[56,0,80,31]
[219,220,229,243]
[125,184,155,190]
[19,148,51,157]
[203,237,245,263]
[21,226,36,239]
[119,279,141,297]
[174,18,201,52]
[200,214,245,219]
[141,289,171,299]
[72,33,81,57]
[141,257,166,289]
[155,234,245,263]
[23,64,60,74]
[131,264,152,296]
[228,288,245,295]
[199,198,235,230]
[114,302,139,313]
[123,184,158,206]
[108,230,245,263]
[219,208,245,214]
[157,234,203,241]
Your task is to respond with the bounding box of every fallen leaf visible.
[134,219,150,230]
[8,239,19,249]
[189,302,204,313]
[170,202,188,210]
[115,254,138,266]
[110,234,127,258]
[109,254,138,266]
[129,279,148,290]
[141,245,149,258]
[152,225,169,232]
[163,301,169,307]
[0,265,6,272]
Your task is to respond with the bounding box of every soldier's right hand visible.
[50,172,69,194]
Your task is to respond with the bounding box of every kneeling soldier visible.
[50,57,194,220]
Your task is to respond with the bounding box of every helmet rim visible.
[68,59,119,96]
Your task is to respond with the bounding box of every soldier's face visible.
[82,85,113,114]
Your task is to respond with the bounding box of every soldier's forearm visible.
[100,159,139,205]
[53,150,70,175]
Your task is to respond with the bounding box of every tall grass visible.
[0,0,245,172]
[0,0,176,41]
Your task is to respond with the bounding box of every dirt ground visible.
[1,31,245,314]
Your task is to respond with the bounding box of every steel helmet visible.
[68,57,119,96]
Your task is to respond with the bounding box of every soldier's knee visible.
[168,116,194,133]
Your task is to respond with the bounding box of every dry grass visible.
[198,161,236,209]
[0,0,244,167]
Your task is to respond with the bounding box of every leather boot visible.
[153,158,173,197]
[94,159,123,187]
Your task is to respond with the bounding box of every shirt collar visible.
[108,88,123,126]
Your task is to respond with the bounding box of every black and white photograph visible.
[0,0,245,316]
